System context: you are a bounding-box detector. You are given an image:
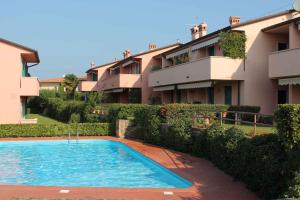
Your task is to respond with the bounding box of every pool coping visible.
[0,136,258,200]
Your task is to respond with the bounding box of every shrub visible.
[135,105,162,144]
[44,98,87,123]
[233,134,286,199]
[275,104,300,150]
[0,123,109,138]
[106,104,149,133]
[227,105,261,123]
[219,31,247,59]
[283,171,300,198]
[69,113,81,123]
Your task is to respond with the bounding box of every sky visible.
[0,0,294,79]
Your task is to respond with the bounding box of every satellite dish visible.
[294,0,300,12]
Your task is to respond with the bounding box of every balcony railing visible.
[78,81,97,92]
[269,47,300,78]
[101,74,142,91]
[20,77,39,96]
[149,56,244,87]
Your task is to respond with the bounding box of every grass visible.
[222,123,275,136]
[26,114,65,125]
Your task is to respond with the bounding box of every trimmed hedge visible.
[131,104,300,199]
[227,105,261,123]
[0,123,109,138]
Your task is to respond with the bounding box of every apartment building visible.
[0,38,40,124]
[78,61,118,93]
[149,10,300,114]
[80,43,180,103]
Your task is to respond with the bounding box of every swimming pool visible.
[0,140,192,188]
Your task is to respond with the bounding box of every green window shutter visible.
[92,73,98,81]
[22,63,25,77]
[224,86,232,105]
[208,46,215,56]
[207,87,214,104]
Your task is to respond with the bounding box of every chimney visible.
[191,25,200,40]
[149,43,157,50]
[123,49,131,58]
[90,61,96,68]
[229,16,240,26]
[199,22,207,37]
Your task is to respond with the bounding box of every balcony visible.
[269,48,300,79]
[101,74,142,91]
[149,56,244,87]
[20,77,39,96]
[78,81,97,92]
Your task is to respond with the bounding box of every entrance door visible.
[224,86,232,105]
[278,90,288,104]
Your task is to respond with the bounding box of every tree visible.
[62,74,79,100]
[86,91,104,107]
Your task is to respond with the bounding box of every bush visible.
[232,134,286,199]
[283,171,300,198]
[44,98,87,123]
[106,104,150,133]
[0,123,110,138]
[69,113,81,123]
[275,104,300,150]
[135,105,162,144]
[227,105,261,123]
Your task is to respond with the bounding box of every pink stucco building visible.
[0,38,40,124]
[149,10,300,114]
[79,43,180,103]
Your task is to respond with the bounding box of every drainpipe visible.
[238,80,241,105]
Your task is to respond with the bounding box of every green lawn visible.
[222,123,275,136]
[26,114,64,124]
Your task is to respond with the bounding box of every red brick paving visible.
[0,137,258,200]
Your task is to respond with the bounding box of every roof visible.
[40,76,86,84]
[40,77,64,84]
[108,43,181,70]
[159,10,295,57]
[262,16,300,32]
[0,38,40,63]
[86,61,119,73]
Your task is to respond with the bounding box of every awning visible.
[166,48,189,59]
[178,81,212,90]
[191,37,220,51]
[123,60,134,67]
[153,85,175,92]
[104,88,124,93]
[279,78,300,86]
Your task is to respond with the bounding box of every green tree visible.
[62,74,79,100]
[86,92,104,107]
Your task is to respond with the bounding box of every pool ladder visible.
[67,131,79,144]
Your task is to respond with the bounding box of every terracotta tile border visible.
[0,136,258,200]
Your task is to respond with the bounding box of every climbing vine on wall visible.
[219,31,247,59]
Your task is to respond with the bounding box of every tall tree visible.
[62,74,79,100]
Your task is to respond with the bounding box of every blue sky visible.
[0,0,293,79]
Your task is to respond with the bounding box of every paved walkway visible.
[0,137,258,200]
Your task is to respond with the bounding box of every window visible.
[130,63,141,74]
[278,43,288,51]
[173,53,189,65]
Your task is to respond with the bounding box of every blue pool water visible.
[0,140,192,188]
